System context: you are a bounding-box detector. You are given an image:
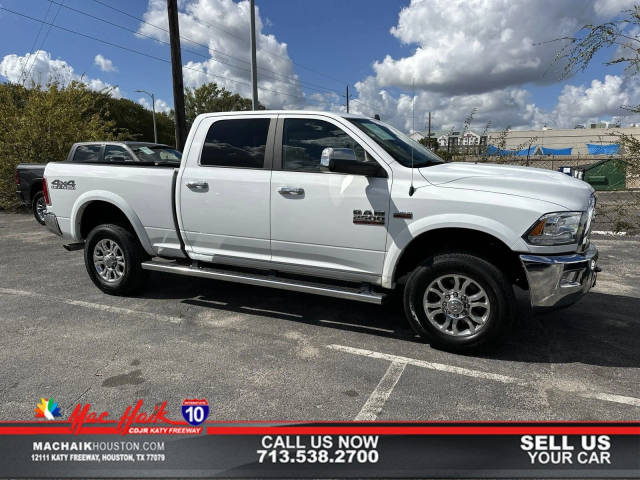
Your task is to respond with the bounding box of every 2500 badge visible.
[50,179,76,190]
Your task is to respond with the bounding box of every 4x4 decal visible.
[50,179,76,190]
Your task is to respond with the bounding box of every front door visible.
[180,115,275,264]
[270,115,390,282]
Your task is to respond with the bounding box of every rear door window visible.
[103,145,133,163]
[200,118,270,168]
[72,145,102,163]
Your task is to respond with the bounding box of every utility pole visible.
[427,111,431,139]
[167,0,187,150]
[249,0,259,110]
[136,89,157,143]
[346,85,349,113]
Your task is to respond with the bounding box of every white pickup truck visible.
[43,111,598,351]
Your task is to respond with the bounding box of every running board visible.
[141,261,385,304]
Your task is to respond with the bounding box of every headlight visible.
[524,211,586,246]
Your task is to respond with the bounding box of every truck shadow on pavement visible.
[138,274,640,368]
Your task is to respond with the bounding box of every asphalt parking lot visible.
[0,211,639,422]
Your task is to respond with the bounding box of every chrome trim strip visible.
[141,261,385,304]
[519,250,595,265]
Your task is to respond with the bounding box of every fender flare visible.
[381,214,521,289]
[70,191,155,256]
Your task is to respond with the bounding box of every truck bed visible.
[43,162,182,258]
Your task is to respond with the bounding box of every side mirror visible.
[320,148,385,177]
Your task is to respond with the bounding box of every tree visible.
[554,6,640,231]
[555,6,640,78]
[184,82,261,126]
[90,93,175,146]
[419,136,439,150]
[0,81,119,209]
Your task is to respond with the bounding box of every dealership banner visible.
[0,399,638,478]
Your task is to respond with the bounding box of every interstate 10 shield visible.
[181,399,209,426]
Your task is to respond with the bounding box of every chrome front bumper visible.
[44,212,62,237]
[520,244,598,309]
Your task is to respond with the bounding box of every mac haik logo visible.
[35,397,62,420]
[67,399,204,435]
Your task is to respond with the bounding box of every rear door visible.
[270,114,391,282]
[179,114,276,264]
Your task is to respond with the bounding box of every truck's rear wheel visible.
[84,224,147,295]
[32,191,46,225]
[403,252,515,352]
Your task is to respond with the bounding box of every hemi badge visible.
[393,212,413,219]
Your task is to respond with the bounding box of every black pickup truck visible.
[16,141,181,224]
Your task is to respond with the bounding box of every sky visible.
[0,0,639,134]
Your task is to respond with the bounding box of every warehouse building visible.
[418,126,640,156]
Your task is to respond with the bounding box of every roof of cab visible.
[195,110,372,120]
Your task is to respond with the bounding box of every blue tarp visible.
[587,143,619,155]
[487,145,536,156]
[541,146,572,155]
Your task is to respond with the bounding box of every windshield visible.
[347,118,443,168]
[132,145,182,164]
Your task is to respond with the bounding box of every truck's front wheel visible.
[403,252,515,352]
[84,224,147,295]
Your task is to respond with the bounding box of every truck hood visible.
[420,162,594,211]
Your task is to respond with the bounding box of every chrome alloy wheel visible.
[93,239,125,283]
[35,196,47,223]
[423,274,491,337]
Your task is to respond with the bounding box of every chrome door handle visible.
[277,186,304,196]
[186,180,208,190]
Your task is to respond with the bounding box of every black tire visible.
[31,191,46,225]
[84,224,148,295]
[403,252,515,353]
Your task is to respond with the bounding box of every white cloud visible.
[342,73,640,134]
[346,76,543,133]
[370,0,623,94]
[548,74,640,127]
[341,0,640,132]
[138,96,172,113]
[0,50,122,98]
[593,0,635,16]
[138,0,304,108]
[94,54,117,72]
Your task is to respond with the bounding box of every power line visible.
[60,0,335,97]
[186,13,348,87]
[24,0,64,85]
[5,4,379,114]
[19,1,53,83]
[0,6,321,103]
[87,0,340,95]
[88,0,379,112]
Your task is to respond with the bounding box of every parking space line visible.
[0,287,183,324]
[355,361,407,421]
[328,344,640,409]
[579,391,640,408]
[328,344,523,384]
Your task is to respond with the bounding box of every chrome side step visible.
[141,261,386,304]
